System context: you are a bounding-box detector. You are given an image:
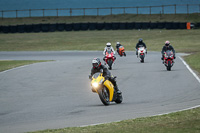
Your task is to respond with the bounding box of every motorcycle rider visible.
[161,41,176,61]
[103,42,116,62]
[135,38,147,57]
[89,58,121,94]
[116,42,126,56]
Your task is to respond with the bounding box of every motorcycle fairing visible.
[103,80,114,102]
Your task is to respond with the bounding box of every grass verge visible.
[28,107,200,133]
[184,52,200,75]
[0,29,200,52]
[0,60,50,72]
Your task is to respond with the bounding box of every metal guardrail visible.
[1,4,200,18]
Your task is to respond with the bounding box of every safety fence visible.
[1,22,199,33]
[1,4,200,18]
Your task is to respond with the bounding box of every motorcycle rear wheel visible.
[98,87,110,105]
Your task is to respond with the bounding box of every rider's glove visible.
[89,75,92,79]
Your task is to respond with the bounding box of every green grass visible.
[0,60,50,72]
[1,14,200,26]
[0,29,200,52]
[28,107,200,133]
[184,52,200,74]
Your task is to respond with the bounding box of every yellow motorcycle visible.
[90,72,123,105]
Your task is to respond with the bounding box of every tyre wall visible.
[0,22,196,33]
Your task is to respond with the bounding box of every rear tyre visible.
[98,87,110,105]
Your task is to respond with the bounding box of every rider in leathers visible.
[161,41,176,61]
[89,58,121,94]
[103,42,116,61]
[135,38,147,56]
[116,42,126,56]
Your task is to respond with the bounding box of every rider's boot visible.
[114,85,121,95]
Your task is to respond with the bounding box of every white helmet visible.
[116,42,120,44]
[106,42,111,47]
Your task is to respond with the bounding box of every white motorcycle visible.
[137,47,147,63]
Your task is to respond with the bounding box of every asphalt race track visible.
[0,51,200,133]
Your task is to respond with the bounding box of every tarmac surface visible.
[0,51,200,133]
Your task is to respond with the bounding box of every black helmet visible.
[92,58,101,69]
[139,38,143,43]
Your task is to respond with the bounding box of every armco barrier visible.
[0,22,190,33]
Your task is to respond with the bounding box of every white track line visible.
[179,56,200,83]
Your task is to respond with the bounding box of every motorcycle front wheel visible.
[167,61,171,71]
[107,60,113,70]
[98,87,110,105]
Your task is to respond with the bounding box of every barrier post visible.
[16,10,18,18]
[187,22,191,29]
[150,6,151,16]
[29,9,31,17]
[174,4,176,15]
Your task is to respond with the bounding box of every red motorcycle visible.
[163,50,174,71]
[105,49,115,70]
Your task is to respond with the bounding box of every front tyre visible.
[167,61,171,71]
[107,60,113,70]
[98,87,110,105]
[140,55,144,63]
